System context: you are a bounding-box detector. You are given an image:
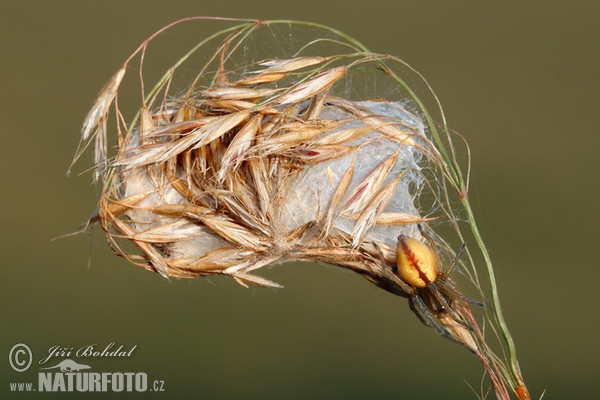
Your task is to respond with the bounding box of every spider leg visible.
[371,241,391,272]
[371,241,415,297]
[428,283,474,331]
[417,224,468,280]
[436,279,485,308]
[408,295,463,346]
[417,224,441,267]
[417,223,435,248]
[440,243,466,279]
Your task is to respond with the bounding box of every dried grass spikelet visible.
[72,18,530,400]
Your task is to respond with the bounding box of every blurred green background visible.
[2,1,598,398]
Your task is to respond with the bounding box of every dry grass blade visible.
[313,126,374,145]
[275,66,347,105]
[320,153,357,238]
[103,193,150,217]
[288,144,354,164]
[331,98,418,146]
[368,212,434,226]
[351,172,405,247]
[200,214,266,251]
[132,220,203,243]
[218,114,263,181]
[233,72,287,86]
[81,67,126,141]
[139,105,155,139]
[255,56,327,73]
[203,87,280,100]
[177,247,254,271]
[192,110,251,148]
[255,121,341,157]
[233,272,283,289]
[108,216,171,278]
[340,147,402,215]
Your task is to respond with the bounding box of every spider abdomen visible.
[396,235,438,288]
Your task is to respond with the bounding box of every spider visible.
[373,225,479,346]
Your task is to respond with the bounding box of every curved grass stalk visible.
[381,56,528,398]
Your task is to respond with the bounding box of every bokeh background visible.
[2,1,598,399]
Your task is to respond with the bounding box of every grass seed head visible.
[74,18,530,400]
